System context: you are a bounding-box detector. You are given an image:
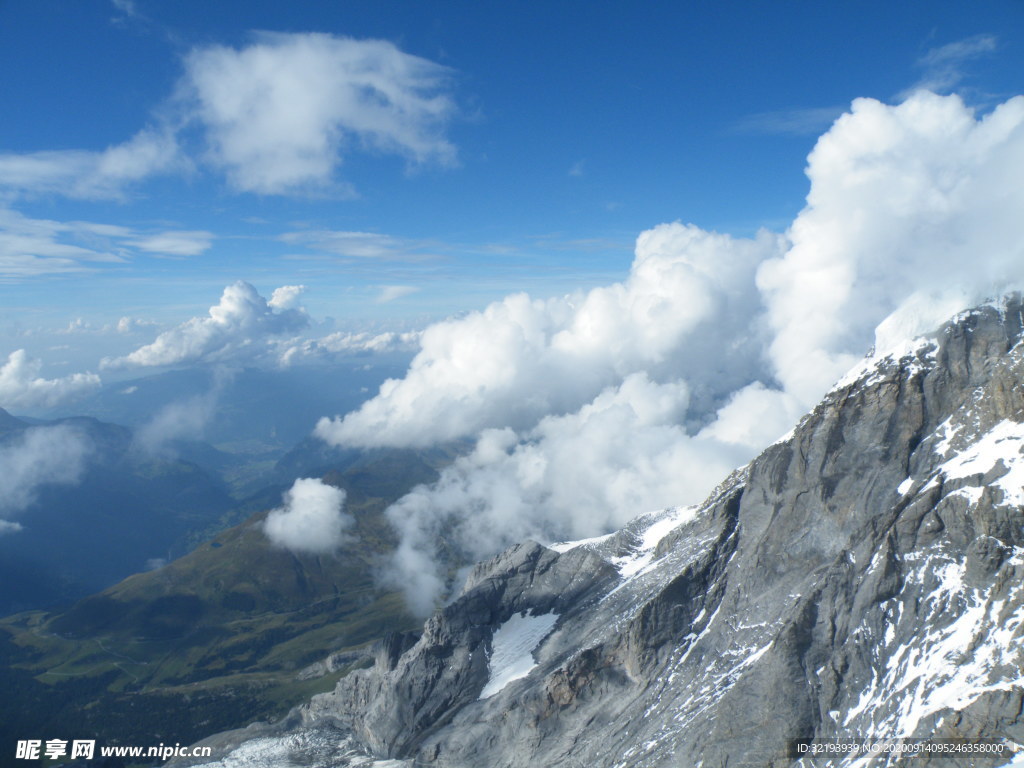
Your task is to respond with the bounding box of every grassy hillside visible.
[0,447,453,756]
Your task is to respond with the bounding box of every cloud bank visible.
[0,424,91,531]
[263,477,352,554]
[318,91,1024,614]
[103,281,308,369]
[0,350,101,410]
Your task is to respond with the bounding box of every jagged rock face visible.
[181,299,1024,768]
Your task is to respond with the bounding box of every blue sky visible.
[1,0,1023,381]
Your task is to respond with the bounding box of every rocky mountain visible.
[172,296,1024,767]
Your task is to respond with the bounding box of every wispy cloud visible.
[0,424,92,526]
[126,230,214,257]
[376,284,420,303]
[0,33,459,201]
[0,128,182,201]
[904,34,998,96]
[731,106,846,136]
[568,159,586,177]
[0,208,218,279]
[180,33,458,195]
[281,230,442,262]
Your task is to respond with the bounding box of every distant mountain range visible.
[171,298,1024,766]
[0,412,235,615]
[0,445,455,754]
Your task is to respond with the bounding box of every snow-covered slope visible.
[178,297,1024,767]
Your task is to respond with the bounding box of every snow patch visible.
[832,336,937,392]
[938,420,1024,507]
[548,532,614,553]
[479,611,559,699]
[609,506,698,578]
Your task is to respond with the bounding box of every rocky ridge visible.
[179,296,1024,767]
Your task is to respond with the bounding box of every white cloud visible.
[758,92,1024,403]
[277,329,421,367]
[317,223,780,449]
[268,284,306,310]
[116,316,160,334]
[376,285,419,303]
[0,208,128,278]
[0,350,101,410]
[1,34,456,201]
[182,33,456,195]
[280,230,439,261]
[102,281,309,369]
[318,91,1024,614]
[263,477,352,554]
[0,208,216,279]
[0,128,180,200]
[126,230,214,257]
[0,424,91,530]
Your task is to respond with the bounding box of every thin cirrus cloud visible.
[734,34,999,136]
[280,229,442,262]
[0,207,215,279]
[318,90,1024,615]
[0,33,458,200]
[376,285,420,303]
[904,34,998,96]
[730,106,847,136]
[125,230,215,257]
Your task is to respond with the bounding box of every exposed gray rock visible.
[178,297,1024,768]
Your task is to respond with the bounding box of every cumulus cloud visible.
[278,329,421,367]
[263,477,352,554]
[317,91,1024,614]
[2,33,457,202]
[102,281,309,369]
[181,33,456,195]
[0,424,91,530]
[758,92,1024,402]
[0,350,101,410]
[317,223,780,449]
